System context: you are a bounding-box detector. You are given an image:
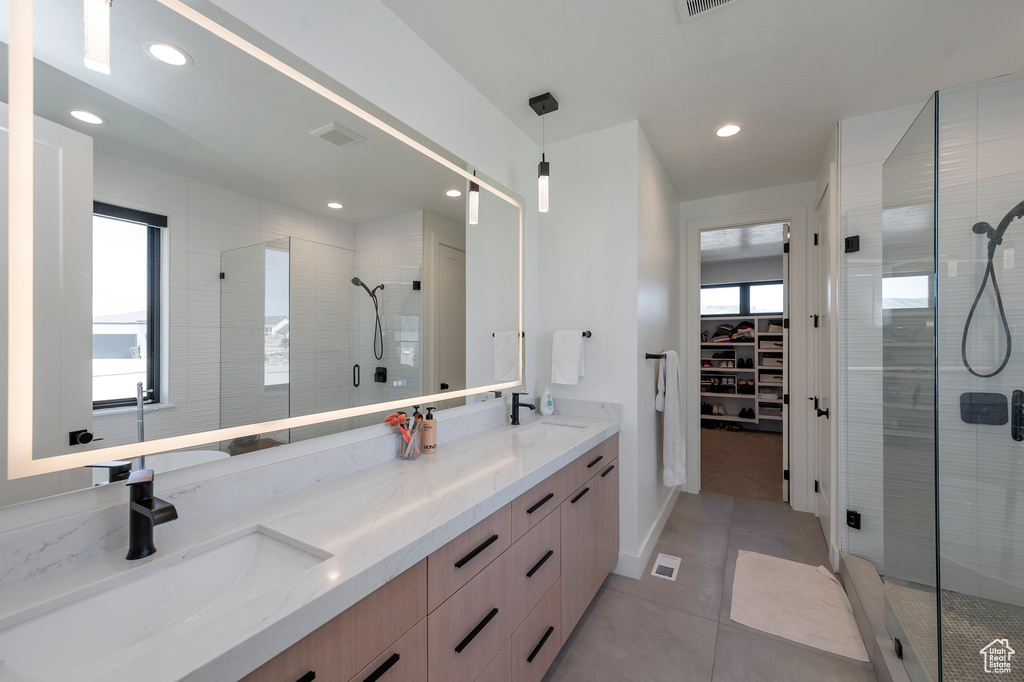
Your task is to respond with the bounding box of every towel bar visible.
[492,332,526,337]
[646,353,666,359]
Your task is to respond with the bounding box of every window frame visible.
[700,279,783,317]
[92,201,165,410]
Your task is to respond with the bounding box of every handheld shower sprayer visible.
[961,199,1024,378]
[352,276,386,361]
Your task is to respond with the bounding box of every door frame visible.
[683,206,815,514]
[814,166,842,570]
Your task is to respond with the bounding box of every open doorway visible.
[698,222,789,502]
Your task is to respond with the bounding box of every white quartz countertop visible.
[0,415,619,682]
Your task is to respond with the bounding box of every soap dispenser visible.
[422,407,437,453]
[540,383,554,416]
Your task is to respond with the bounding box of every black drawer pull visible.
[601,464,616,477]
[570,487,590,504]
[587,455,603,468]
[296,672,315,682]
[454,534,499,569]
[363,653,399,682]
[527,626,555,663]
[526,550,554,578]
[454,607,499,653]
[526,492,554,515]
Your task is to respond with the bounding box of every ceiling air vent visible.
[675,0,746,22]
[310,122,365,149]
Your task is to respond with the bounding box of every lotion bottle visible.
[540,383,555,416]
[421,407,437,453]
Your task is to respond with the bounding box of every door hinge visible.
[846,510,862,529]
[845,235,860,253]
[783,318,790,329]
[783,242,790,254]
[219,272,225,279]
[783,394,789,405]
[814,480,820,493]
[783,469,790,481]
[814,232,819,246]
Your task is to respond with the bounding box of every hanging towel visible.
[551,330,585,385]
[494,331,520,381]
[656,350,686,487]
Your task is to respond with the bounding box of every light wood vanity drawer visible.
[348,618,426,682]
[476,641,511,682]
[427,505,511,612]
[569,433,618,491]
[507,509,560,628]
[510,466,568,541]
[326,559,428,681]
[427,551,511,682]
[511,580,562,682]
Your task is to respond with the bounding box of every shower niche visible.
[882,73,1024,682]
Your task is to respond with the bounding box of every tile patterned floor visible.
[543,492,877,682]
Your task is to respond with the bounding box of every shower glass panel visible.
[883,73,1024,682]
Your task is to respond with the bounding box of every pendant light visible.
[529,93,558,213]
[468,171,480,225]
[84,0,112,74]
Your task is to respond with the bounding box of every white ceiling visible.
[700,222,784,263]
[379,0,1024,201]
[0,0,474,225]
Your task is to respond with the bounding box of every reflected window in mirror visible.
[92,202,165,409]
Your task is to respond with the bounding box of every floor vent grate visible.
[651,553,682,581]
[676,0,745,22]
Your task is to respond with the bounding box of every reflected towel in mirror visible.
[494,331,520,381]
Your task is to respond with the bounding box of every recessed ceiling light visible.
[145,41,192,66]
[70,110,105,125]
[716,124,741,137]
[327,202,343,209]
[446,189,462,198]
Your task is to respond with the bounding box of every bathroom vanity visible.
[243,431,618,682]
[0,408,620,682]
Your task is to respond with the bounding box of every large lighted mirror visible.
[0,0,523,506]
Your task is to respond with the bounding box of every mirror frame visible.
[6,0,525,480]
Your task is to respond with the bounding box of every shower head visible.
[351,276,374,299]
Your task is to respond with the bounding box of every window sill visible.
[93,403,176,417]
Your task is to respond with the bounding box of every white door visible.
[815,167,840,567]
[782,224,791,503]
[437,244,466,400]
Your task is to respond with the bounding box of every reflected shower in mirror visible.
[0,0,522,506]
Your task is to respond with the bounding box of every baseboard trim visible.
[611,487,680,580]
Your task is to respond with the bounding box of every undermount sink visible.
[512,420,588,447]
[0,527,330,681]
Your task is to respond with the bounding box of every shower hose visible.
[961,200,1024,378]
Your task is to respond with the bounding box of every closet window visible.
[700,280,783,316]
[749,283,784,314]
[700,285,741,315]
[92,202,164,409]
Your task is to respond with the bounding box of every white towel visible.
[551,330,585,385]
[494,331,520,381]
[656,350,686,487]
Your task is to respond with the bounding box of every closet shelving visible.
[700,315,785,425]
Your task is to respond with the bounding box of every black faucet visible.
[510,392,537,426]
[125,469,178,560]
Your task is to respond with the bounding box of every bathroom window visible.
[92,202,164,409]
[701,280,783,316]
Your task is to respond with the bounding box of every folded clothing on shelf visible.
[758,387,783,400]
[711,324,736,343]
[734,320,755,340]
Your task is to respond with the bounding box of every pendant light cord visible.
[961,200,1024,378]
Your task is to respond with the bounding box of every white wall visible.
[700,257,782,285]
[636,127,680,569]
[680,180,819,512]
[837,103,922,570]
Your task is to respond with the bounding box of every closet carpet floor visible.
[542,493,876,682]
[700,428,783,502]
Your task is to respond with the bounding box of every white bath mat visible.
[730,550,869,662]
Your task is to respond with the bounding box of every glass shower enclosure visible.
[882,73,1024,681]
